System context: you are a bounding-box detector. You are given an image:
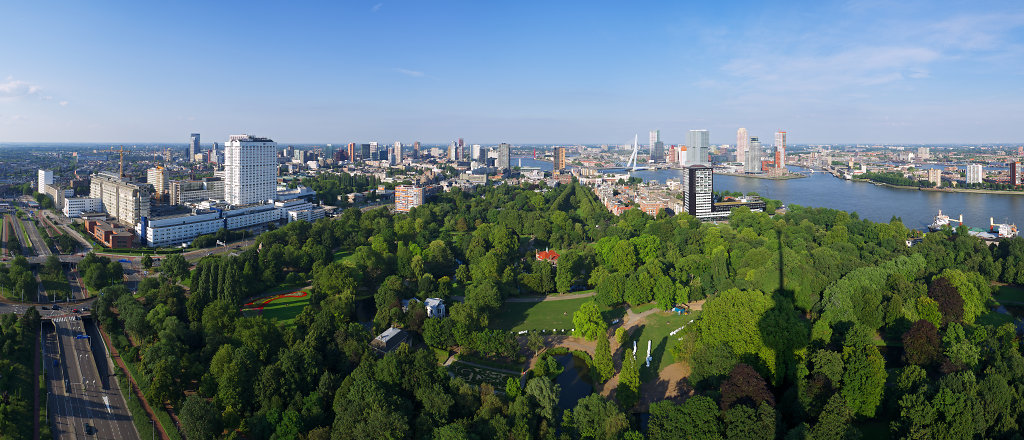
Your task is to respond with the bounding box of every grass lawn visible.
[628,310,701,381]
[433,347,451,364]
[629,302,659,314]
[490,297,602,332]
[332,250,353,262]
[994,285,1024,303]
[977,309,1016,327]
[243,290,311,327]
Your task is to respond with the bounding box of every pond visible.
[554,354,594,410]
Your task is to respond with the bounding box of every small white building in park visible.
[401,298,447,318]
[424,298,446,318]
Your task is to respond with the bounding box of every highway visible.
[44,315,140,440]
[22,213,51,256]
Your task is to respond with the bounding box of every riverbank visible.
[851,178,1024,196]
[717,172,808,180]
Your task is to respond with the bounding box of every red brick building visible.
[85,220,135,248]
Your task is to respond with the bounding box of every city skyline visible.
[2,1,1024,144]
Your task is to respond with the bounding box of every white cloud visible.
[0,77,42,99]
[371,3,383,12]
[393,68,424,77]
[721,46,939,94]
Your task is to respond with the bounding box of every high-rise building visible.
[189,133,200,162]
[927,168,942,187]
[147,167,169,197]
[667,146,677,164]
[774,131,787,170]
[745,137,762,173]
[471,144,483,164]
[360,143,371,160]
[457,138,465,160]
[917,147,930,160]
[553,147,567,171]
[497,143,511,170]
[966,164,984,184]
[736,128,748,165]
[393,142,403,162]
[90,172,151,226]
[687,130,710,165]
[447,143,457,161]
[1010,162,1019,186]
[413,141,420,159]
[682,165,713,218]
[38,169,53,192]
[649,130,664,163]
[224,135,277,205]
[369,142,379,160]
[347,143,356,162]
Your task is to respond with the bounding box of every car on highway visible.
[72,308,79,313]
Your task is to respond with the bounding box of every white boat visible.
[928,210,962,231]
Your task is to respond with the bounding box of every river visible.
[514,157,1023,231]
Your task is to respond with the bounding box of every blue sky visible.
[1,0,1023,145]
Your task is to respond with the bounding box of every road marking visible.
[103,395,111,413]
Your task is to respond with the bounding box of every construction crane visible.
[107,145,127,177]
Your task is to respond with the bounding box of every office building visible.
[966,164,984,184]
[90,171,152,226]
[553,146,567,172]
[927,168,942,187]
[686,130,710,165]
[38,169,53,192]
[413,141,420,159]
[366,142,377,160]
[347,143,356,162]
[224,135,277,205]
[189,133,200,162]
[394,142,403,162]
[745,138,762,173]
[360,143,371,160]
[169,178,225,205]
[497,143,511,170]
[736,128,748,165]
[147,167,169,198]
[458,138,465,160]
[649,130,664,163]
[63,197,103,218]
[1010,162,1019,186]
[681,165,713,218]
[774,131,787,170]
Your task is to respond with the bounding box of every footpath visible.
[96,323,173,440]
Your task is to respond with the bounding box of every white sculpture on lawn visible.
[646,340,653,367]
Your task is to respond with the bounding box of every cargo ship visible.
[989,218,1019,238]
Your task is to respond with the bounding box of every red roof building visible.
[536,249,560,264]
